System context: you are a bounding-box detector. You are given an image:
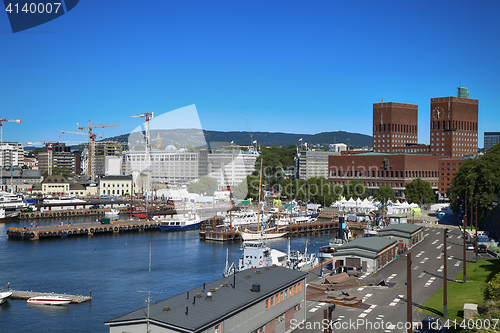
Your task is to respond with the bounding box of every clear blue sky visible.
[1,0,499,147]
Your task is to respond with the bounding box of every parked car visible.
[346,266,361,277]
[466,243,475,250]
[478,244,488,253]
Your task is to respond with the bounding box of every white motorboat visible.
[27,296,72,305]
[104,208,120,217]
[0,291,13,304]
[157,212,203,231]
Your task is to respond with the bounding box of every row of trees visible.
[447,143,500,223]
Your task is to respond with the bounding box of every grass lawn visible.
[418,258,500,321]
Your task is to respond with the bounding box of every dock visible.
[199,220,369,241]
[10,290,92,304]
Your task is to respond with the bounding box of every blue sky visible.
[1,0,499,147]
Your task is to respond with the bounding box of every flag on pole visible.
[253,140,257,144]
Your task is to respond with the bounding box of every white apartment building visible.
[122,146,199,185]
[207,147,259,189]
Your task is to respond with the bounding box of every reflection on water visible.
[0,217,336,333]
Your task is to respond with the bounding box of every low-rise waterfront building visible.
[331,237,397,273]
[106,266,307,333]
[377,223,424,252]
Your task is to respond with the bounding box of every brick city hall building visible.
[328,89,478,199]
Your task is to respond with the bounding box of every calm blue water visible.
[0,216,334,333]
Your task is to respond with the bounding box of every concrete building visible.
[105,156,122,176]
[106,266,307,333]
[295,149,341,181]
[95,141,125,176]
[484,132,500,152]
[331,237,397,273]
[99,175,133,197]
[1,142,24,167]
[123,147,199,185]
[377,223,424,252]
[38,143,77,175]
[329,143,347,153]
[207,147,259,189]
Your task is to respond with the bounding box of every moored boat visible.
[27,296,72,305]
[0,291,13,304]
[157,212,203,231]
[240,229,287,241]
[104,208,120,217]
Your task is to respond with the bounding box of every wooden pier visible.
[199,220,369,241]
[10,290,92,304]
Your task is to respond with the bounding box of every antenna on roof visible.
[137,243,162,333]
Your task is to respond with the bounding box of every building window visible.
[215,324,221,333]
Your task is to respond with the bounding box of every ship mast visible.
[257,158,263,235]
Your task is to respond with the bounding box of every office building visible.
[484,132,500,152]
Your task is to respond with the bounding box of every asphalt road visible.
[295,225,496,333]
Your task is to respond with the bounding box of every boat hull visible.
[27,296,72,305]
[0,291,13,304]
[160,221,203,231]
[240,231,287,241]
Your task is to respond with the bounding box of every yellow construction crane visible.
[75,120,117,183]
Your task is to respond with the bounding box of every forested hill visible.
[203,130,372,147]
[102,130,372,148]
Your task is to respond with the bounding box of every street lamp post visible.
[443,228,448,318]
[407,251,412,333]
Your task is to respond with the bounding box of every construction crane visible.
[131,112,154,196]
[76,120,117,184]
[0,117,21,191]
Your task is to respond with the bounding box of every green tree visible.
[187,176,218,196]
[404,178,435,204]
[374,185,397,208]
[43,166,72,179]
[447,144,500,223]
[305,177,341,206]
[342,180,369,200]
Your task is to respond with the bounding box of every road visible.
[295,224,496,333]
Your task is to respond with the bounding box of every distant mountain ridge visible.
[98,130,372,148]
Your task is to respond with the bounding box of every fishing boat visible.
[27,296,72,305]
[157,212,203,231]
[0,290,13,304]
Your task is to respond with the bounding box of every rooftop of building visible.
[107,266,306,331]
[337,237,396,253]
[42,175,69,184]
[99,175,132,181]
[377,223,423,235]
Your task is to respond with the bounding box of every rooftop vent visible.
[222,283,228,287]
[206,291,213,299]
[245,274,251,278]
[162,306,170,311]
[255,270,261,274]
[210,288,216,292]
[265,266,271,270]
[251,283,261,292]
[196,293,202,298]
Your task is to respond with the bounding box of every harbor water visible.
[0,216,335,333]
